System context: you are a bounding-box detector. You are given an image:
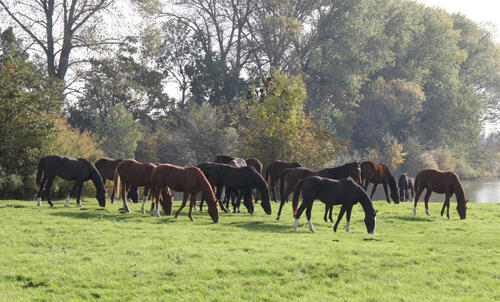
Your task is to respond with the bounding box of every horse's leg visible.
[199,194,204,212]
[328,204,334,223]
[424,189,432,216]
[345,206,352,232]
[363,179,369,191]
[293,198,309,231]
[141,188,148,214]
[382,182,390,204]
[216,185,229,213]
[276,199,286,220]
[323,204,329,222]
[188,193,197,221]
[305,202,316,233]
[441,193,451,219]
[370,183,378,199]
[175,192,189,218]
[413,186,423,215]
[75,181,84,207]
[43,175,55,207]
[121,181,131,213]
[36,175,48,206]
[65,181,78,207]
[410,185,415,202]
[333,205,347,232]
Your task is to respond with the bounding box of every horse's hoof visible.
[64,204,69,207]
[276,216,280,220]
[425,209,431,216]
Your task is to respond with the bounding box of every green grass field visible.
[0,198,499,301]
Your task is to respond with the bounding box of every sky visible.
[417,0,500,42]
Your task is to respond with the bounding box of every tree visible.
[0,0,121,82]
[238,69,335,168]
[93,104,142,159]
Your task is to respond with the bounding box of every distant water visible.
[369,177,500,203]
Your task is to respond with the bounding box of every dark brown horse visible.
[413,168,468,219]
[292,176,377,234]
[277,161,362,220]
[113,159,156,213]
[151,164,219,222]
[398,173,414,202]
[361,161,399,204]
[246,158,263,175]
[265,160,302,202]
[94,157,138,203]
[36,155,106,208]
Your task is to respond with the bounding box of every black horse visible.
[94,157,138,203]
[205,163,272,215]
[398,173,414,202]
[292,176,377,234]
[265,160,302,202]
[36,155,106,207]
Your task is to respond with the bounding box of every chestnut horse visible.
[292,176,376,234]
[151,164,219,222]
[113,159,157,213]
[36,155,106,208]
[265,160,302,202]
[94,157,138,204]
[361,161,399,204]
[277,161,362,220]
[413,168,468,219]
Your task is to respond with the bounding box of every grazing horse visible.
[151,164,219,222]
[265,160,303,202]
[205,164,272,215]
[94,157,139,203]
[36,155,106,208]
[113,159,157,213]
[361,161,399,204]
[292,176,377,234]
[277,161,362,220]
[413,168,468,220]
[398,173,414,202]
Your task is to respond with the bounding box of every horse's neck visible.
[358,191,375,216]
[454,180,466,203]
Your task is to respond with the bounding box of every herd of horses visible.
[35,154,469,234]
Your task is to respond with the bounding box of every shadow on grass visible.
[225,220,293,233]
[49,210,162,222]
[389,215,433,222]
[0,204,29,209]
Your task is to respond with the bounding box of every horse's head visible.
[457,200,468,219]
[260,190,272,215]
[96,188,106,207]
[207,200,219,223]
[364,210,377,234]
[350,161,362,185]
[242,192,255,214]
[391,188,400,204]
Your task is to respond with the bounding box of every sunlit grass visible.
[0,199,498,301]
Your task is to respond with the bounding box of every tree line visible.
[0,0,499,198]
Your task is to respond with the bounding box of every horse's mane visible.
[85,160,105,193]
[452,173,466,202]
[354,183,376,216]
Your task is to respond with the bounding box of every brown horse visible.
[151,164,219,222]
[95,157,139,204]
[361,161,399,204]
[265,160,302,202]
[246,158,263,175]
[413,168,468,219]
[277,161,362,220]
[113,159,157,213]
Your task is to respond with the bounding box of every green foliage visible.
[0,52,61,198]
[93,104,142,159]
[1,200,499,301]
[238,70,335,167]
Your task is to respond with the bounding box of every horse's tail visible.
[292,178,306,216]
[279,169,289,202]
[36,157,45,186]
[113,166,121,198]
[265,166,270,186]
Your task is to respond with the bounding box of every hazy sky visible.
[417,0,500,42]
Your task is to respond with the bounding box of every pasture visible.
[0,199,498,301]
